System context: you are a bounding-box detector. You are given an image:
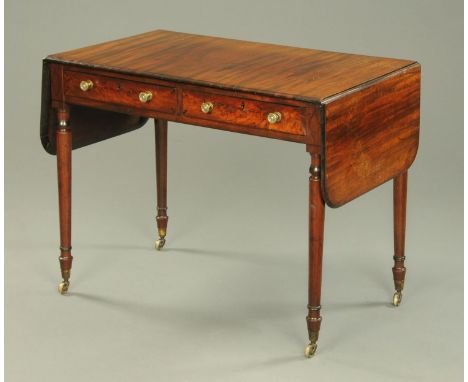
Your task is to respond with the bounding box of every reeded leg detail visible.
[392,171,407,306]
[56,108,73,294]
[305,153,325,357]
[155,119,168,250]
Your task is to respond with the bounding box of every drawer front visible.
[182,90,306,135]
[63,70,177,114]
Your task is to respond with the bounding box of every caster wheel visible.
[155,238,166,250]
[392,291,402,307]
[58,281,69,295]
[304,343,317,358]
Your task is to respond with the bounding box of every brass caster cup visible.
[58,281,70,295]
[304,343,317,358]
[392,291,402,307]
[155,238,166,250]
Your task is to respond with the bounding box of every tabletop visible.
[46,30,416,103]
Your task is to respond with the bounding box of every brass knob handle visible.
[139,91,153,103]
[267,112,282,124]
[201,101,214,114]
[79,80,93,91]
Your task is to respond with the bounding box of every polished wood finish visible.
[40,30,421,356]
[323,64,420,207]
[63,69,177,114]
[56,108,73,283]
[155,119,168,241]
[393,171,408,292]
[182,90,306,136]
[47,30,414,102]
[306,153,325,348]
[46,63,315,145]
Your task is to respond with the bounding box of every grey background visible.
[5,1,463,381]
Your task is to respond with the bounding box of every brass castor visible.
[58,281,70,295]
[392,291,402,307]
[155,238,166,250]
[304,343,317,358]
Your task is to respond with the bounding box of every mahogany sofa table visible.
[40,30,420,357]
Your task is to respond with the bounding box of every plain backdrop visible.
[5,1,463,381]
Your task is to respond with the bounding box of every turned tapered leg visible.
[154,119,168,250]
[392,171,408,306]
[56,108,73,294]
[305,154,325,357]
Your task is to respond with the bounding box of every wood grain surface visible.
[322,64,420,207]
[182,89,306,135]
[63,69,177,114]
[48,64,318,144]
[47,30,415,102]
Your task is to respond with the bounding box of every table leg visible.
[305,153,325,357]
[154,119,168,250]
[392,171,408,306]
[56,108,73,295]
